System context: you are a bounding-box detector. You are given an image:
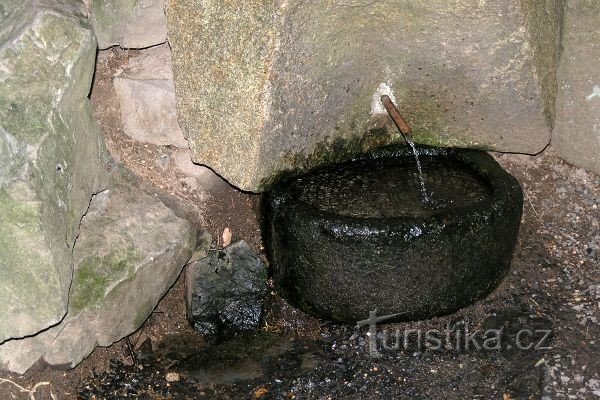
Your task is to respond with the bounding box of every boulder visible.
[166,0,564,191]
[91,0,168,49]
[113,44,189,148]
[553,0,600,175]
[0,1,109,343]
[0,169,197,373]
[186,240,268,340]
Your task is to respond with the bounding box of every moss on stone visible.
[70,246,142,312]
[0,184,64,341]
[0,14,90,144]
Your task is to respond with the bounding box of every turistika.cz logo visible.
[356,310,552,358]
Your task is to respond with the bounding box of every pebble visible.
[166,372,180,382]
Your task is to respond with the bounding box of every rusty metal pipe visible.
[380,95,412,139]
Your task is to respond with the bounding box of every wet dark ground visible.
[1,149,598,400]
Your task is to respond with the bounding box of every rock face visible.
[186,240,268,340]
[553,1,600,175]
[92,0,168,49]
[113,44,189,148]
[0,0,109,343]
[0,169,196,374]
[167,0,564,191]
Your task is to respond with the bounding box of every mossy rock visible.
[0,1,108,343]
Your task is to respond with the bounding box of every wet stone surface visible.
[77,310,557,399]
[296,157,492,218]
[186,240,268,341]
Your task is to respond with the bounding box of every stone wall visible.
[0,0,199,374]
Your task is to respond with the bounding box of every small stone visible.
[113,45,188,148]
[186,240,268,340]
[165,372,180,382]
[155,154,171,171]
[222,227,232,247]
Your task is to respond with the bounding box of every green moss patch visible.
[71,246,142,312]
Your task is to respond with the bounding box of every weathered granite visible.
[92,0,168,49]
[0,170,197,374]
[553,0,600,175]
[0,2,109,343]
[167,0,564,191]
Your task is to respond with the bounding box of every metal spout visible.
[380,95,412,143]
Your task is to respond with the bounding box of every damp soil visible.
[0,48,598,400]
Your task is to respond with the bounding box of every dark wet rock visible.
[265,146,524,323]
[186,240,268,339]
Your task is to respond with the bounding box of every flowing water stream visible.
[404,136,431,204]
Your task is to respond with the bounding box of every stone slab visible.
[113,45,188,148]
[92,0,168,49]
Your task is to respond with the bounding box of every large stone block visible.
[0,170,197,373]
[553,0,600,175]
[167,0,564,191]
[0,3,109,342]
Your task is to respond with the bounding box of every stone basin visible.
[264,146,523,323]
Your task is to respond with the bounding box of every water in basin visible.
[293,156,492,219]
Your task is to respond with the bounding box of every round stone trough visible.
[264,146,523,323]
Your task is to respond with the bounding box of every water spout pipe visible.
[381,95,412,143]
